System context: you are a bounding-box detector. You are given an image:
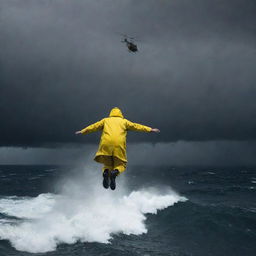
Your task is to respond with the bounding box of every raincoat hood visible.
[109,107,124,118]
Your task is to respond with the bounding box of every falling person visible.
[75,107,160,190]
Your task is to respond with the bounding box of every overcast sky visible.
[1,0,256,164]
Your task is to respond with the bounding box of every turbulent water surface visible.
[0,165,255,256]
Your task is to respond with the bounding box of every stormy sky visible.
[1,0,256,164]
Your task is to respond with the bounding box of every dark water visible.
[0,165,255,256]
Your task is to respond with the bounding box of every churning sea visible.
[0,164,255,256]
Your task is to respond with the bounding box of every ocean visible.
[0,165,255,256]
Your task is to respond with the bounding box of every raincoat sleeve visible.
[80,119,105,134]
[125,119,152,132]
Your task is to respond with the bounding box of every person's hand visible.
[75,131,82,135]
[151,128,160,133]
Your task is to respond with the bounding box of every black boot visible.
[110,169,119,190]
[103,169,110,189]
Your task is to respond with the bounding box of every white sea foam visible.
[0,166,187,253]
[0,194,57,219]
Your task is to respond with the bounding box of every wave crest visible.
[0,188,186,253]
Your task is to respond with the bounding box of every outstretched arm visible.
[125,120,160,133]
[75,119,104,135]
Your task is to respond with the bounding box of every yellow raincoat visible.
[80,107,152,172]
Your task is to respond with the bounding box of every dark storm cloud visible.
[1,141,256,166]
[1,0,256,146]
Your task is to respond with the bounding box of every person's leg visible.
[113,157,126,173]
[102,164,113,172]
[99,155,114,172]
[102,156,114,189]
[109,157,127,190]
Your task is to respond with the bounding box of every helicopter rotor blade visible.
[116,32,128,38]
[115,32,138,40]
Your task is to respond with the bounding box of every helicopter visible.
[121,35,138,53]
